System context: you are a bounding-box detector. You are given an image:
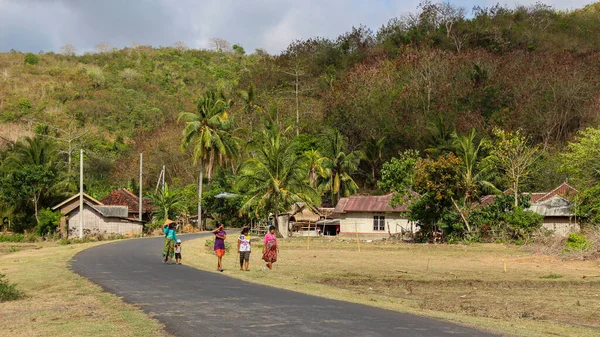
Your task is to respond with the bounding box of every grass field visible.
[183,235,600,337]
[0,241,168,337]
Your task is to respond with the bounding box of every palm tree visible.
[3,136,61,225]
[425,115,455,157]
[6,136,59,169]
[363,136,386,185]
[452,129,497,203]
[237,121,317,237]
[452,129,498,232]
[321,130,361,206]
[238,84,263,134]
[179,90,239,230]
[304,149,326,189]
[149,183,184,222]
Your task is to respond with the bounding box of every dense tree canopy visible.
[3,2,600,234]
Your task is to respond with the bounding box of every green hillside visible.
[2,2,600,234]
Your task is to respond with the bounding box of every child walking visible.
[237,227,251,271]
[174,239,182,265]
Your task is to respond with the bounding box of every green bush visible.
[0,234,25,243]
[0,273,23,302]
[564,233,591,252]
[35,208,61,236]
[24,52,39,65]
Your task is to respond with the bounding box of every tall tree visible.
[237,121,317,237]
[363,136,386,184]
[321,130,362,206]
[238,84,263,135]
[304,149,326,189]
[409,153,468,233]
[490,128,539,207]
[2,136,61,226]
[179,90,239,230]
[452,129,496,203]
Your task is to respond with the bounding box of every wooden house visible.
[52,193,143,237]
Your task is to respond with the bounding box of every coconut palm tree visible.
[320,130,362,206]
[304,149,326,189]
[363,136,386,185]
[237,121,317,237]
[425,115,455,157]
[452,128,497,203]
[149,183,184,222]
[179,90,239,230]
[3,136,61,225]
[238,84,263,134]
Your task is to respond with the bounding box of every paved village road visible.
[71,233,498,337]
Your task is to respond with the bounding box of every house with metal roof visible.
[52,193,144,237]
[100,188,153,222]
[480,182,579,236]
[333,193,414,238]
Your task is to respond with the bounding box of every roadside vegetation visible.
[0,241,167,337]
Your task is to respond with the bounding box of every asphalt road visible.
[71,233,497,337]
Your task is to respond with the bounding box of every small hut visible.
[52,193,143,237]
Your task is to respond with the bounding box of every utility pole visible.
[295,69,299,136]
[139,153,143,222]
[79,149,84,239]
[280,65,307,136]
[162,165,165,192]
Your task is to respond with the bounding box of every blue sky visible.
[0,0,595,55]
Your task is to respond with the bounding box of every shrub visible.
[24,52,39,65]
[35,208,61,236]
[564,233,591,252]
[0,274,23,302]
[0,234,24,243]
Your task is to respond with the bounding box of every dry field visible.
[184,235,600,337]
[0,241,168,337]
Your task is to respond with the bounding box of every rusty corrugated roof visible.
[100,188,153,214]
[333,193,409,214]
[537,182,578,202]
[479,182,579,206]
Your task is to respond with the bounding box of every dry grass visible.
[183,236,600,337]
[0,242,168,337]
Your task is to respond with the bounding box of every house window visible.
[373,215,385,231]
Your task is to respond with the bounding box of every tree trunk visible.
[513,180,518,208]
[67,141,72,176]
[451,196,471,232]
[198,164,203,231]
[33,194,40,226]
[273,194,279,234]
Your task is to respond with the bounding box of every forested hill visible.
[2,1,600,195]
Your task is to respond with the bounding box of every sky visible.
[0,0,595,55]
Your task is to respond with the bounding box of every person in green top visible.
[162,219,178,264]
